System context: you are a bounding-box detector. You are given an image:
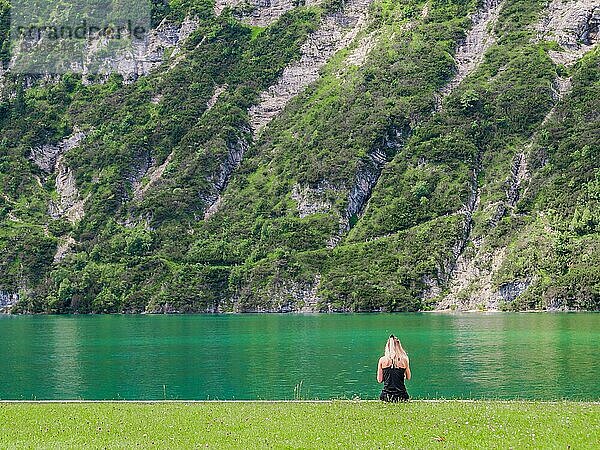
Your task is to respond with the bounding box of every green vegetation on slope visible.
[0,0,598,312]
[1,1,326,312]
[190,0,486,311]
[494,50,600,310]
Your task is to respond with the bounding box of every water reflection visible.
[48,317,84,398]
[451,314,512,398]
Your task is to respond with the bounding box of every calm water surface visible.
[0,313,598,400]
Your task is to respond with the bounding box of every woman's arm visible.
[377,358,384,383]
[405,360,411,381]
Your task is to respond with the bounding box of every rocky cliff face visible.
[29,131,88,223]
[53,236,77,263]
[438,0,504,101]
[30,131,86,174]
[49,156,87,224]
[241,275,322,312]
[249,0,373,136]
[204,132,251,219]
[206,0,374,218]
[115,16,198,82]
[536,0,599,65]
[437,0,600,311]
[0,291,18,313]
[8,17,198,83]
[215,0,321,26]
[2,0,598,314]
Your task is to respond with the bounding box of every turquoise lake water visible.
[0,313,598,400]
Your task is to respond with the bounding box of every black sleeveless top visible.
[380,360,409,402]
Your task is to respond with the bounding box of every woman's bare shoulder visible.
[379,356,391,366]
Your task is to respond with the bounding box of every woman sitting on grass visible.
[377,334,411,402]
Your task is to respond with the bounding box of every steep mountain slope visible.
[0,0,598,313]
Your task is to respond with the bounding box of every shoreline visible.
[1,399,599,404]
[1,309,597,316]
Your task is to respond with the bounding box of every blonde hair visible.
[385,335,409,368]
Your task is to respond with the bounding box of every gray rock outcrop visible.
[498,280,531,303]
[0,291,19,312]
[439,0,504,101]
[80,17,199,83]
[536,0,599,65]
[204,131,251,219]
[235,274,323,312]
[28,131,88,223]
[215,0,321,27]
[53,236,77,263]
[49,156,87,224]
[9,17,199,83]
[207,0,374,218]
[291,182,341,218]
[269,275,322,312]
[30,131,86,173]
[344,30,377,68]
[249,0,374,136]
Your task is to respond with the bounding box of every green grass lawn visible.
[0,401,598,449]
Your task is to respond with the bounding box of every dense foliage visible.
[0,0,598,312]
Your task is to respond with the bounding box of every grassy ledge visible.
[0,401,598,448]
